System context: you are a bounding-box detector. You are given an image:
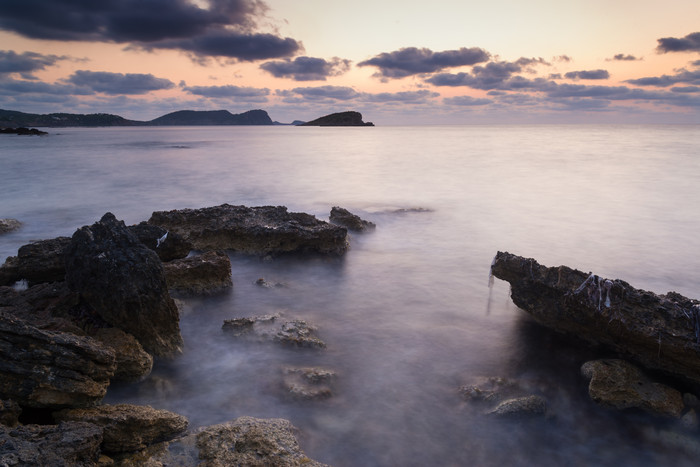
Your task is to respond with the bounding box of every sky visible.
[0,0,699,124]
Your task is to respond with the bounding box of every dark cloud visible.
[554,55,572,62]
[181,83,269,102]
[626,68,700,87]
[564,69,610,80]
[671,86,700,93]
[0,50,67,79]
[288,86,360,101]
[0,77,88,96]
[426,60,551,90]
[514,57,551,67]
[443,95,492,106]
[260,56,351,81]
[0,0,301,61]
[357,47,490,78]
[657,32,700,53]
[609,54,640,61]
[64,70,175,94]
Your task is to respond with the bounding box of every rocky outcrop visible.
[54,404,188,454]
[128,222,192,262]
[0,218,21,234]
[581,359,684,418]
[281,367,336,400]
[223,314,326,349]
[460,376,547,418]
[299,111,374,127]
[163,250,232,295]
[0,312,116,408]
[148,204,348,256]
[65,213,183,357]
[0,421,103,466]
[490,251,700,385]
[0,127,47,135]
[329,206,376,232]
[0,237,70,286]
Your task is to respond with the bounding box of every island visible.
[298,111,374,127]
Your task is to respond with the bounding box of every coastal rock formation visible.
[65,213,183,357]
[148,204,349,256]
[0,218,21,234]
[0,312,116,408]
[223,314,326,349]
[0,127,47,135]
[54,404,188,454]
[490,251,700,385]
[281,367,336,400]
[163,250,233,296]
[299,111,374,126]
[329,206,376,232]
[0,237,71,287]
[91,328,153,382]
[129,222,192,262]
[581,359,684,418]
[149,109,273,126]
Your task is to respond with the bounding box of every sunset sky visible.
[0,0,699,124]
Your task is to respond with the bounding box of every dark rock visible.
[0,218,22,234]
[486,395,547,418]
[0,127,48,135]
[64,213,183,357]
[330,206,376,232]
[0,421,102,466]
[162,250,232,296]
[0,312,116,408]
[128,222,192,261]
[148,204,348,256]
[581,359,684,418]
[490,251,700,385]
[223,314,326,349]
[0,400,21,427]
[0,237,70,286]
[255,277,287,289]
[281,367,336,400]
[91,328,153,382]
[460,376,521,405]
[460,376,548,418]
[54,404,188,454]
[149,109,273,126]
[299,111,374,127]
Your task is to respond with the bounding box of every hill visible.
[298,111,374,127]
[149,109,272,126]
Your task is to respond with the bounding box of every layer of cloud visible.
[181,83,269,103]
[608,54,640,61]
[260,56,351,81]
[0,50,68,79]
[426,60,551,90]
[657,32,700,53]
[358,47,490,78]
[0,0,301,61]
[626,67,700,87]
[564,69,610,80]
[64,70,175,95]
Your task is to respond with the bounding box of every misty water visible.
[2,124,700,465]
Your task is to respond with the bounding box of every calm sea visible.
[2,125,699,466]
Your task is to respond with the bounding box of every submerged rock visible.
[581,359,684,418]
[163,250,232,296]
[65,213,183,357]
[282,367,336,400]
[460,376,548,418]
[222,314,326,349]
[490,251,700,385]
[148,204,349,256]
[0,218,21,234]
[487,395,547,418]
[329,206,376,232]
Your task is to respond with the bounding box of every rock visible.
[91,328,153,382]
[0,218,21,234]
[490,251,700,385]
[64,213,183,357]
[255,277,287,289]
[681,409,698,430]
[329,206,376,232]
[0,282,85,335]
[148,204,348,256]
[0,127,48,135]
[0,400,21,427]
[684,392,699,409]
[299,111,374,127]
[459,376,521,404]
[0,312,116,408]
[162,250,232,296]
[581,359,684,418]
[0,421,102,466]
[128,222,192,261]
[223,314,326,349]
[54,404,188,454]
[487,395,547,418]
[282,367,336,400]
[0,236,70,286]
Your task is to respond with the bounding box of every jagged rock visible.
[91,328,153,382]
[0,312,116,408]
[490,251,700,385]
[222,314,326,349]
[129,222,192,261]
[0,421,102,466]
[148,204,348,256]
[0,282,84,335]
[64,213,183,357]
[54,404,188,454]
[329,206,376,232]
[162,250,232,296]
[282,367,336,400]
[0,218,21,234]
[0,400,21,427]
[581,359,684,418]
[486,395,547,418]
[0,237,70,286]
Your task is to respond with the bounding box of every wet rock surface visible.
[163,249,232,296]
[65,213,183,357]
[223,314,327,349]
[148,204,349,256]
[0,218,22,234]
[282,367,336,400]
[460,376,548,418]
[487,395,547,418]
[581,359,684,418]
[490,251,700,385]
[329,206,375,232]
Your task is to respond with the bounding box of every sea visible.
[1,124,699,466]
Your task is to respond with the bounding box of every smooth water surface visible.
[2,125,699,465]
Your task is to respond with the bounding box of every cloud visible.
[64,70,175,94]
[0,0,302,61]
[181,83,269,102]
[0,78,89,96]
[657,32,700,53]
[0,50,68,79]
[260,56,351,81]
[426,60,551,90]
[609,54,640,61]
[287,85,360,101]
[362,90,439,103]
[564,69,610,80]
[626,67,700,87]
[357,47,490,78]
[277,86,439,106]
[443,95,492,106]
[554,55,572,62]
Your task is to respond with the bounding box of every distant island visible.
[298,111,374,127]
